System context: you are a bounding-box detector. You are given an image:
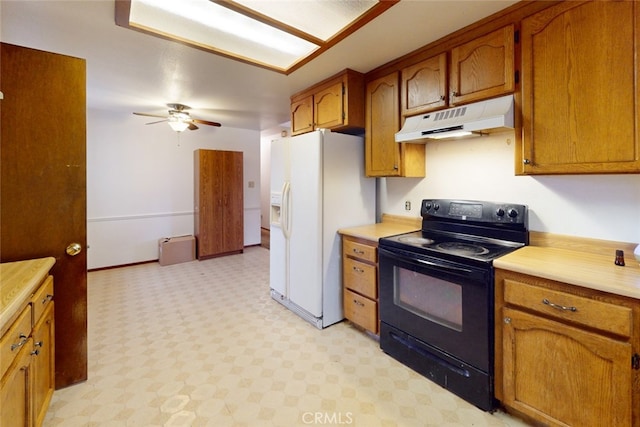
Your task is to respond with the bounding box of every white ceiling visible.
[1,0,518,132]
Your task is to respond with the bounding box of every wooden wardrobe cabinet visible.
[519,0,640,174]
[365,72,425,177]
[194,149,244,259]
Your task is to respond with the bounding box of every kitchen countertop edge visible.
[495,246,640,300]
[1,257,56,329]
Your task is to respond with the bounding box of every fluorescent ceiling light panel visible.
[130,0,317,69]
[120,0,394,73]
[232,0,378,41]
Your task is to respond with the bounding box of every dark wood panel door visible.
[0,43,87,388]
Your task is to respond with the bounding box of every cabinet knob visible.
[523,159,531,165]
[504,317,511,324]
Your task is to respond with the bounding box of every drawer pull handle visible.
[352,266,364,273]
[42,294,53,304]
[11,334,28,351]
[353,299,365,307]
[352,248,365,255]
[542,298,577,312]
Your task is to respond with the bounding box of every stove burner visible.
[398,236,435,246]
[434,242,490,256]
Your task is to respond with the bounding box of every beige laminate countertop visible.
[494,246,640,300]
[338,222,419,242]
[0,257,56,329]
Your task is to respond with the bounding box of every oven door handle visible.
[380,248,474,274]
[414,258,473,273]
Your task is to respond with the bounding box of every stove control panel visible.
[421,199,527,225]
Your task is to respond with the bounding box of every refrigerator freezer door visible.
[288,132,323,318]
[270,139,288,300]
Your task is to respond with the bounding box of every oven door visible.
[378,246,493,372]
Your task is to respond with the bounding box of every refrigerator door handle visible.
[282,181,292,239]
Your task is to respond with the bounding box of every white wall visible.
[87,109,261,269]
[379,132,640,244]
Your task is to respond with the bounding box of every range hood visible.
[395,94,514,143]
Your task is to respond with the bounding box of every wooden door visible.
[450,25,514,105]
[520,0,640,174]
[401,53,448,116]
[314,81,344,129]
[0,43,87,388]
[502,307,632,426]
[365,72,401,177]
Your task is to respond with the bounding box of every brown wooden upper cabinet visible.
[519,0,640,174]
[449,25,515,106]
[290,69,365,136]
[401,53,448,117]
[366,72,425,178]
[400,25,515,118]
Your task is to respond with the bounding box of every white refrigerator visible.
[270,129,376,329]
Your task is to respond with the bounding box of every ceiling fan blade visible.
[188,123,199,131]
[145,119,168,125]
[133,112,168,119]
[192,118,222,127]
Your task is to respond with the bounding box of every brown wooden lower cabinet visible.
[342,236,379,334]
[495,269,639,426]
[1,270,55,427]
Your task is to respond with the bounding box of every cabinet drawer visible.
[32,275,54,325]
[344,258,377,299]
[343,239,377,263]
[0,305,32,379]
[504,279,633,338]
[344,289,377,333]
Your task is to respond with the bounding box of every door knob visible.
[66,243,82,256]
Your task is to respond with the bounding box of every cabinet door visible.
[314,81,344,129]
[32,304,55,427]
[290,95,314,136]
[450,25,514,105]
[401,53,447,116]
[365,72,401,176]
[502,307,632,427]
[0,343,31,427]
[221,151,244,253]
[520,1,640,174]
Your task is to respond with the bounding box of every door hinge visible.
[342,84,345,95]
[342,112,345,120]
[633,353,640,370]
[514,29,520,44]
[515,70,520,84]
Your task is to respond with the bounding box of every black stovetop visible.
[379,229,524,263]
[379,199,529,263]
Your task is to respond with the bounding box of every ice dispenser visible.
[270,192,282,227]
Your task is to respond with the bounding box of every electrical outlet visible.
[405,200,411,210]
[248,181,255,188]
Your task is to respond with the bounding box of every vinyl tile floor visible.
[44,246,531,427]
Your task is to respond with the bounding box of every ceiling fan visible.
[133,103,221,132]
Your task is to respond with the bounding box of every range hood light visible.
[427,130,475,140]
[395,94,514,143]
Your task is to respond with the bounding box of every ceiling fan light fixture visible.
[168,116,189,132]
